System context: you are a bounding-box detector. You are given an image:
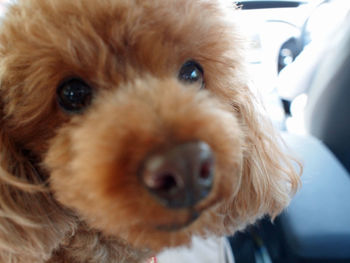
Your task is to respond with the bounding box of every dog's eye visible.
[178,61,204,88]
[57,78,92,113]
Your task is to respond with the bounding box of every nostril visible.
[199,159,213,181]
[148,172,179,192]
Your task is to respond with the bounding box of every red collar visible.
[147,256,157,263]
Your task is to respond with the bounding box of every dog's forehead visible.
[1,0,239,83]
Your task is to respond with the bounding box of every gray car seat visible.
[304,23,350,173]
[272,13,350,263]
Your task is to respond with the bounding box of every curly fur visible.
[0,0,300,262]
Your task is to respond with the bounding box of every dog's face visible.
[0,0,299,252]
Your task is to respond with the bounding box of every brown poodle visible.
[0,0,300,262]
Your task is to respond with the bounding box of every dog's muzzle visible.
[140,141,215,209]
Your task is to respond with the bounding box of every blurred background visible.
[233,1,350,263]
[237,0,350,133]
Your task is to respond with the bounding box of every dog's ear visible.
[0,130,44,190]
[230,90,301,221]
[0,128,76,261]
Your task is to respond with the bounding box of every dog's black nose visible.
[140,142,214,209]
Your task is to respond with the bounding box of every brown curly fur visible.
[0,0,300,262]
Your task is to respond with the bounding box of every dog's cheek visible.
[45,126,87,209]
[213,103,301,234]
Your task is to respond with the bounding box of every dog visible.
[0,0,300,262]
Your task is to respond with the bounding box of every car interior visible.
[230,0,350,263]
